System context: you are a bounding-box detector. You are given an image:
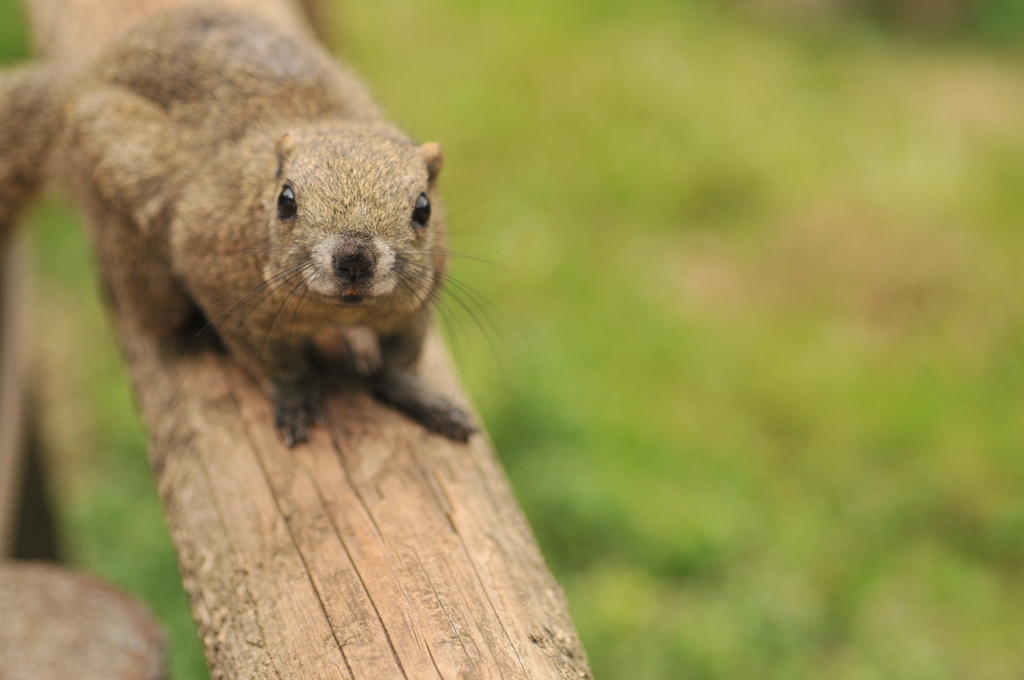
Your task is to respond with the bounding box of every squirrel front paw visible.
[273,399,319,447]
[415,402,477,443]
[270,378,323,447]
[372,373,477,443]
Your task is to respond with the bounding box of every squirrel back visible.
[91,7,384,149]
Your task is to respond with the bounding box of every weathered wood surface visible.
[0,235,30,557]
[132,332,591,680]
[21,0,593,678]
[0,562,166,680]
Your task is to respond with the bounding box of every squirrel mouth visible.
[340,286,364,304]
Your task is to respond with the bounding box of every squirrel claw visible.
[273,397,321,447]
[371,374,476,443]
[399,400,477,443]
[430,406,477,443]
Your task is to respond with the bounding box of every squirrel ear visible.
[275,133,296,178]
[419,142,443,183]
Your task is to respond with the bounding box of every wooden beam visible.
[20,0,593,677]
[0,235,30,557]
[0,562,166,680]
[129,330,591,679]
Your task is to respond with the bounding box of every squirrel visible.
[0,4,476,446]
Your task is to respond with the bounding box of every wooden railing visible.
[1,0,593,677]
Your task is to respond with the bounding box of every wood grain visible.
[21,0,594,676]
[122,325,591,679]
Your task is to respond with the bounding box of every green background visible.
[4,0,1024,678]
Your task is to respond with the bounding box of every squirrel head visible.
[264,122,447,311]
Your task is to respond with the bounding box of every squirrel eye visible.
[412,192,430,227]
[277,185,297,220]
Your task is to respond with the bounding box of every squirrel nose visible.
[332,246,376,284]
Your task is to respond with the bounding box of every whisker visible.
[393,261,466,361]
[263,266,314,360]
[287,271,316,345]
[218,262,311,353]
[201,257,310,336]
[407,248,506,269]
[444,197,489,221]
[393,254,521,374]
[398,255,517,337]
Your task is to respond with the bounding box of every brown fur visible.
[0,4,474,445]
[0,64,66,253]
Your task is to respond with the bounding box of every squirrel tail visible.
[0,63,65,251]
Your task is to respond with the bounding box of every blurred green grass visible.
[5,0,1024,678]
